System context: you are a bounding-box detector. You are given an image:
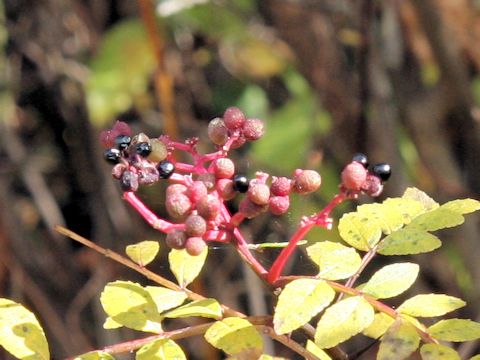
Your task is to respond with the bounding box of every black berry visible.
[233,174,249,193]
[104,148,121,164]
[136,142,152,157]
[372,163,392,182]
[115,134,131,151]
[352,153,369,168]
[157,160,175,179]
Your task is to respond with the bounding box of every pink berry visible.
[187,181,208,203]
[197,173,216,190]
[239,198,268,219]
[99,130,118,148]
[247,182,270,205]
[166,230,187,249]
[166,193,192,219]
[293,170,321,194]
[223,107,246,130]
[230,135,246,149]
[112,121,132,136]
[341,162,367,191]
[361,174,384,197]
[213,158,235,179]
[185,237,207,256]
[270,176,292,196]
[269,196,290,215]
[197,194,221,220]
[217,179,236,200]
[208,118,228,146]
[242,118,264,141]
[185,214,207,237]
[166,184,188,198]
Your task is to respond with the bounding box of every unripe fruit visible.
[239,198,268,219]
[293,170,321,194]
[185,237,207,256]
[372,163,392,182]
[213,158,235,179]
[166,184,188,198]
[185,214,207,237]
[341,162,367,191]
[208,117,228,146]
[112,121,132,137]
[362,174,383,197]
[233,174,249,193]
[157,160,175,179]
[120,170,139,192]
[242,118,264,141]
[166,193,192,219]
[197,195,221,220]
[269,196,290,215]
[247,182,270,205]
[112,164,126,179]
[217,179,236,200]
[104,148,121,164]
[223,107,246,130]
[187,181,208,203]
[270,176,292,196]
[138,164,159,185]
[166,230,187,249]
[197,173,216,190]
[147,139,168,162]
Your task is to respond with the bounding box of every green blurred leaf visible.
[163,299,222,319]
[398,294,465,317]
[377,318,420,360]
[144,286,187,313]
[169,247,208,288]
[75,352,115,360]
[421,344,460,360]
[378,228,441,255]
[126,241,160,266]
[362,263,419,299]
[136,339,185,360]
[428,319,480,342]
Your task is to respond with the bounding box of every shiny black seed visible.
[157,160,175,179]
[115,134,131,151]
[136,142,152,157]
[233,174,249,193]
[352,153,369,168]
[104,148,121,164]
[120,170,139,192]
[372,163,392,181]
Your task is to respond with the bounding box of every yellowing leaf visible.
[306,340,332,360]
[378,228,441,255]
[100,281,162,333]
[377,318,420,360]
[274,279,335,334]
[315,296,374,348]
[74,351,115,360]
[169,247,208,288]
[205,317,263,357]
[398,294,465,317]
[136,339,186,360]
[402,187,439,211]
[0,298,49,360]
[144,286,187,313]
[163,299,222,320]
[421,344,460,360]
[362,312,394,339]
[410,208,464,231]
[338,212,382,251]
[362,263,419,299]
[382,197,425,225]
[357,203,404,234]
[441,199,480,215]
[126,241,160,266]
[469,355,480,360]
[428,319,480,342]
[102,317,122,329]
[306,242,361,280]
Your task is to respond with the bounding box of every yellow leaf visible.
[362,263,419,299]
[74,351,115,360]
[362,312,394,339]
[163,299,222,319]
[377,318,420,360]
[169,247,208,288]
[136,339,186,360]
[338,212,381,251]
[421,344,460,360]
[144,286,187,313]
[382,197,425,225]
[378,228,441,255]
[357,203,404,235]
[402,187,439,211]
[126,240,160,266]
[306,340,332,360]
[428,319,480,342]
[398,294,465,317]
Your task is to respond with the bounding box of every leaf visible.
[136,339,186,360]
[126,241,160,266]
[409,208,465,231]
[306,241,361,280]
[338,212,382,251]
[428,319,480,342]
[0,298,49,360]
[377,318,420,360]
[402,187,439,211]
[441,198,480,215]
[382,197,426,225]
[306,340,332,360]
[315,296,374,348]
[469,355,480,360]
[378,228,441,255]
[144,286,187,313]
[102,317,122,329]
[74,351,116,360]
[420,344,460,360]
[398,294,465,317]
[257,355,289,360]
[357,203,405,234]
[362,312,395,339]
[163,299,222,320]
[362,263,419,299]
[100,281,162,333]
[205,317,263,357]
[169,247,208,287]
[274,279,335,334]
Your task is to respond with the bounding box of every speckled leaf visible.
[362,263,419,299]
[428,319,480,342]
[402,187,439,211]
[144,286,187,313]
[306,242,361,280]
[338,212,382,251]
[421,344,460,360]
[378,228,441,255]
[382,197,425,225]
[362,312,395,339]
[377,318,420,360]
[75,352,115,360]
[163,299,222,320]
[126,241,160,266]
[306,340,332,360]
[441,198,480,215]
[357,203,404,234]
[398,294,465,317]
[315,296,374,348]
[410,208,464,231]
[136,339,185,360]
[0,298,49,360]
[274,279,335,334]
[169,247,208,287]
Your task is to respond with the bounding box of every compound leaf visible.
[377,318,420,360]
[169,247,208,288]
[306,242,361,280]
[428,319,480,342]
[0,298,49,360]
[274,279,335,334]
[306,340,332,360]
[357,203,404,235]
[420,344,460,360]
[362,312,395,339]
[315,296,374,348]
[163,298,222,320]
[205,317,263,357]
[100,281,162,333]
[136,339,185,360]
[144,286,187,313]
[398,294,465,317]
[441,199,480,215]
[74,352,115,360]
[378,228,441,255]
[338,212,381,251]
[126,241,160,266]
[362,263,419,299]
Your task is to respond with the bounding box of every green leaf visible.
[126,241,160,266]
[169,247,208,288]
[357,203,405,234]
[306,340,332,360]
[362,263,419,299]
[274,279,335,334]
[144,286,187,313]
[441,198,480,215]
[377,318,420,360]
[136,339,186,360]
[428,319,480,342]
[205,317,263,357]
[100,281,162,333]
[0,298,49,360]
[402,187,439,211]
[410,208,465,231]
[398,294,465,317]
[421,344,460,360]
[382,197,426,225]
[306,241,361,280]
[74,351,115,360]
[315,296,374,348]
[362,312,395,339]
[163,299,222,320]
[378,228,441,255]
[338,212,382,251]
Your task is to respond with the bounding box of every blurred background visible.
[1,0,480,359]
